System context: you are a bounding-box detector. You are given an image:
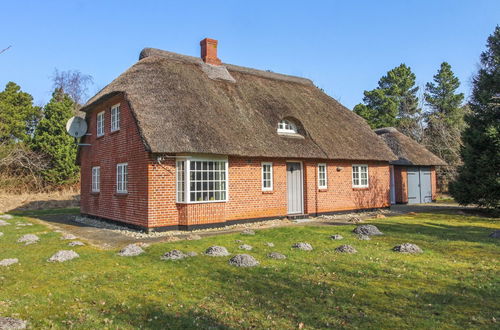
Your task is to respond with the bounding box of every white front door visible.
[286,162,304,214]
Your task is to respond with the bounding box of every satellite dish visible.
[66,117,88,138]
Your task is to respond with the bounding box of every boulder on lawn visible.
[267,252,286,260]
[357,234,371,240]
[0,214,13,220]
[353,224,383,236]
[17,234,39,245]
[292,242,313,251]
[241,229,255,235]
[0,316,27,329]
[265,242,275,247]
[0,232,3,237]
[335,245,358,254]
[48,250,80,262]
[61,233,77,240]
[239,244,253,251]
[489,230,500,238]
[228,254,259,267]
[118,244,145,257]
[205,246,230,256]
[161,249,188,260]
[0,258,19,267]
[330,234,344,240]
[0,220,10,226]
[393,243,423,254]
[68,241,85,247]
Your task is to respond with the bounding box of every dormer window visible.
[277,119,298,134]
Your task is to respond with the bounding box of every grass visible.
[0,211,499,329]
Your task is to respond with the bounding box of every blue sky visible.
[1,0,498,109]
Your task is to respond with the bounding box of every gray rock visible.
[186,251,198,257]
[393,243,423,254]
[118,244,145,257]
[292,242,313,251]
[489,230,500,238]
[330,234,344,240]
[267,252,286,260]
[265,242,275,247]
[205,246,230,256]
[353,224,383,236]
[241,229,255,235]
[68,241,85,247]
[0,258,19,267]
[161,249,188,260]
[0,214,13,220]
[228,254,259,267]
[15,222,32,226]
[357,234,371,240]
[335,245,358,254]
[17,234,39,245]
[0,220,10,226]
[61,233,77,240]
[48,250,80,262]
[234,239,243,243]
[0,317,27,329]
[239,244,253,251]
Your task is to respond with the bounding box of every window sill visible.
[96,134,104,139]
[110,129,120,135]
[176,200,227,205]
[318,188,328,192]
[352,187,369,191]
[262,190,274,194]
[90,192,100,196]
[115,192,128,197]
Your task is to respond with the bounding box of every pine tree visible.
[0,82,41,143]
[423,62,466,191]
[31,89,79,185]
[450,26,500,209]
[354,64,422,140]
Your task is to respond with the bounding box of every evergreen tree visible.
[450,26,500,209]
[31,89,79,185]
[354,64,422,140]
[423,62,466,191]
[0,82,41,143]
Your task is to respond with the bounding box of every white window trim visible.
[318,163,327,189]
[352,164,369,188]
[91,166,100,193]
[261,162,273,191]
[110,103,120,132]
[277,119,298,134]
[176,156,229,204]
[96,111,105,137]
[116,163,128,193]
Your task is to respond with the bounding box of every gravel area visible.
[161,249,188,260]
[228,254,259,267]
[330,234,344,240]
[357,234,371,240]
[393,243,423,253]
[0,316,27,329]
[0,220,10,226]
[15,222,32,226]
[205,246,230,256]
[239,244,253,251]
[353,225,384,236]
[267,252,286,259]
[186,234,202,240]
[17,234,39,245]
[61,233,77,240]
[0,258,19,267]
[68,241,85,247]
[241,229,255,235]
[48,250,80,262]
[292,242,313,251]
[265,242,275,247]
[335,245,358,254]
[118,244,145,257]
[0,214,14,220]
[489,230,500,238]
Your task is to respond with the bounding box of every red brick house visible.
[78,38,397,231]
[375,127,446,204]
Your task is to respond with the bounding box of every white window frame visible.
[91,166,100,193]
[261,162,273,191]
[176,160,185,203]
[116,163,128,193]
[352,164,369,188]
[318,163,327,189]
[277,119,298,134]
[176,157,229,204]
[96,111,105,137]
[110,104,120,132]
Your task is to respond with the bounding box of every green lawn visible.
[0,211,499,329]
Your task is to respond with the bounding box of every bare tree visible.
[52,69,93,108]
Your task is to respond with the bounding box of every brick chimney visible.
[200,38,221,66]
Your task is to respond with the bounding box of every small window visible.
[277,119,298,134]
[110,104,120,132]
[116,163,128,193]
[176,160,185,202]
[91,166,100,192]
[96,111,105,137]
[318,163,327,189]
[352,165,369,188]
[262,162,273,191]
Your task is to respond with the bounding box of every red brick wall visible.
[394,166,408,204]
[80,94,150,227]
[431,166,437,201]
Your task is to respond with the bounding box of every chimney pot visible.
[200,38,221,66]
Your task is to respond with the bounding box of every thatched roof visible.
[81,48,396,161]
[375,127,446,166]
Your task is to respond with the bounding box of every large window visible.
[318,163,327,189]
[91,166,100,192]
[111,104,120,132]
[97,111,105,137]
[176,158,228,203]
[277,119,298,134]
[352,165,368,188]
[261,162,273,191]
[116,163,128,193]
